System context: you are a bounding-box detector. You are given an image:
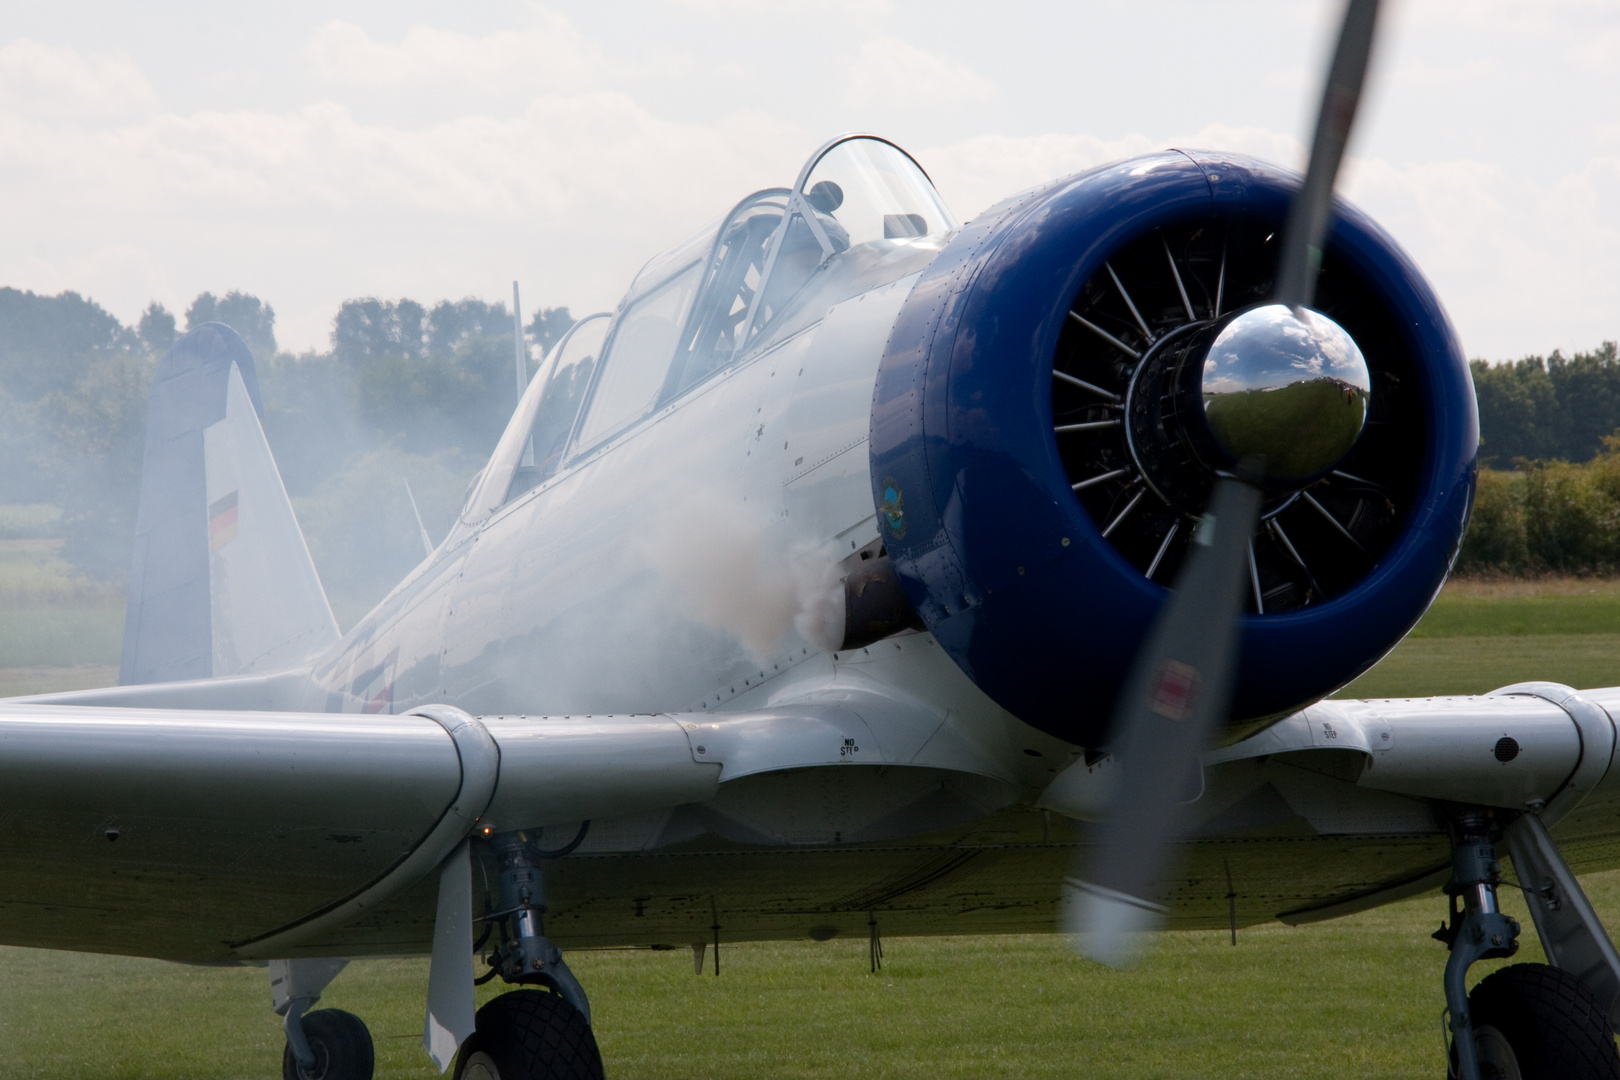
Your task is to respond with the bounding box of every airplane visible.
[5,2,1619,1078]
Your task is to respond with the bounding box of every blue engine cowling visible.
[869,150,1477,746]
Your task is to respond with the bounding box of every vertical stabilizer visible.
[120,323,339,685]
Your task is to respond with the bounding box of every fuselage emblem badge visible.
[881,478,906,538]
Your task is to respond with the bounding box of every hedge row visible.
[1456,439,1620,574]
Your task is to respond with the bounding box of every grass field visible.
[0,878,1605,1080]
[6,565,1620,1077]
[1335,576,1620,698]
[0,537,123,669]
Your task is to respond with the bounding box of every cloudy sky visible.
[2,0,1617,359]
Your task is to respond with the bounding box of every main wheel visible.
[282,1008,375,1080]
[1452,963,1620,1080]
[453,989,604,1080]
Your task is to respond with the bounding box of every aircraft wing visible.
[0,703,716,961]
[0,691,1018,963]
[12,678,1620,963]
[1042,680,1620,921]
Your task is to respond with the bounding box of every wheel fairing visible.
[869,150,1477,745]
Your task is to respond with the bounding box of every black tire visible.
[281,1008,375,1080]
[1455,963,1620,1080]
[452,989,604,1080]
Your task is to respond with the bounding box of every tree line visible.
[1455,342,1620,576]
[0,287,572,620]
[1471,342,1620,466]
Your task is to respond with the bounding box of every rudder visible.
[120,323,339,685]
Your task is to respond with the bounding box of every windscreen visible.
[801,138,957,249]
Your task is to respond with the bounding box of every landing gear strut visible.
[270,958,374,1080]
[1436,811,1522,1080]
[1438,811,1620,1080]
[454,830,603,1080]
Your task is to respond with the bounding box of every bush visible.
[1459,431,1620,576]
[1522,460,1620,572]
[1455,468,1528,574]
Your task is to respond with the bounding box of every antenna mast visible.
[512,280,527,407]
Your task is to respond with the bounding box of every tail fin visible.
[120,323,339,685]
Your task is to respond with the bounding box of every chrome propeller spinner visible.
[1115,301,1371,522]
[1196,303,1370,484]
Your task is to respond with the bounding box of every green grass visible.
[0,503,62,540]
[0,537,124,667]
[0,607,126,667]
[0,873,1599,1080]
[0,664,118,698]
[1333,577,1620,698]
[1336,634,1620,698]
[1410,578,1620,637]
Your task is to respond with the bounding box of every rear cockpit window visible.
[505,314,609,503]
[741,211,833,349]
[463,311,610,521]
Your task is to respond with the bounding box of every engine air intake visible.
[870,150,1477,746]
[1054,218,1413,613]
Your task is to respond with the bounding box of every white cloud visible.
[844,37,994,109]
[1571,26,1620,71]
[0,59,810,349]
[920,132,1156,219]
[0,38,157,120]
[1391,0,1610,35]
[1320,152,1620,359]
[673,0,891,15]
[2,3,1617,363]
[1389,58,1497,84]
[304,15,599,94]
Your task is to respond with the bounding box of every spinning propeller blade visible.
[1070,0,1381,967]
[1068,472,1262,965]
[1276,0,1381,311]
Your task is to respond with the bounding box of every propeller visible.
[1066,0,1382,966]
[1276,0,1381,312]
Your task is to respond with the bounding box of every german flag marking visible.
[209,490,239,551]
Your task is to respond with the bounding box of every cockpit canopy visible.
[466,135,956,522]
